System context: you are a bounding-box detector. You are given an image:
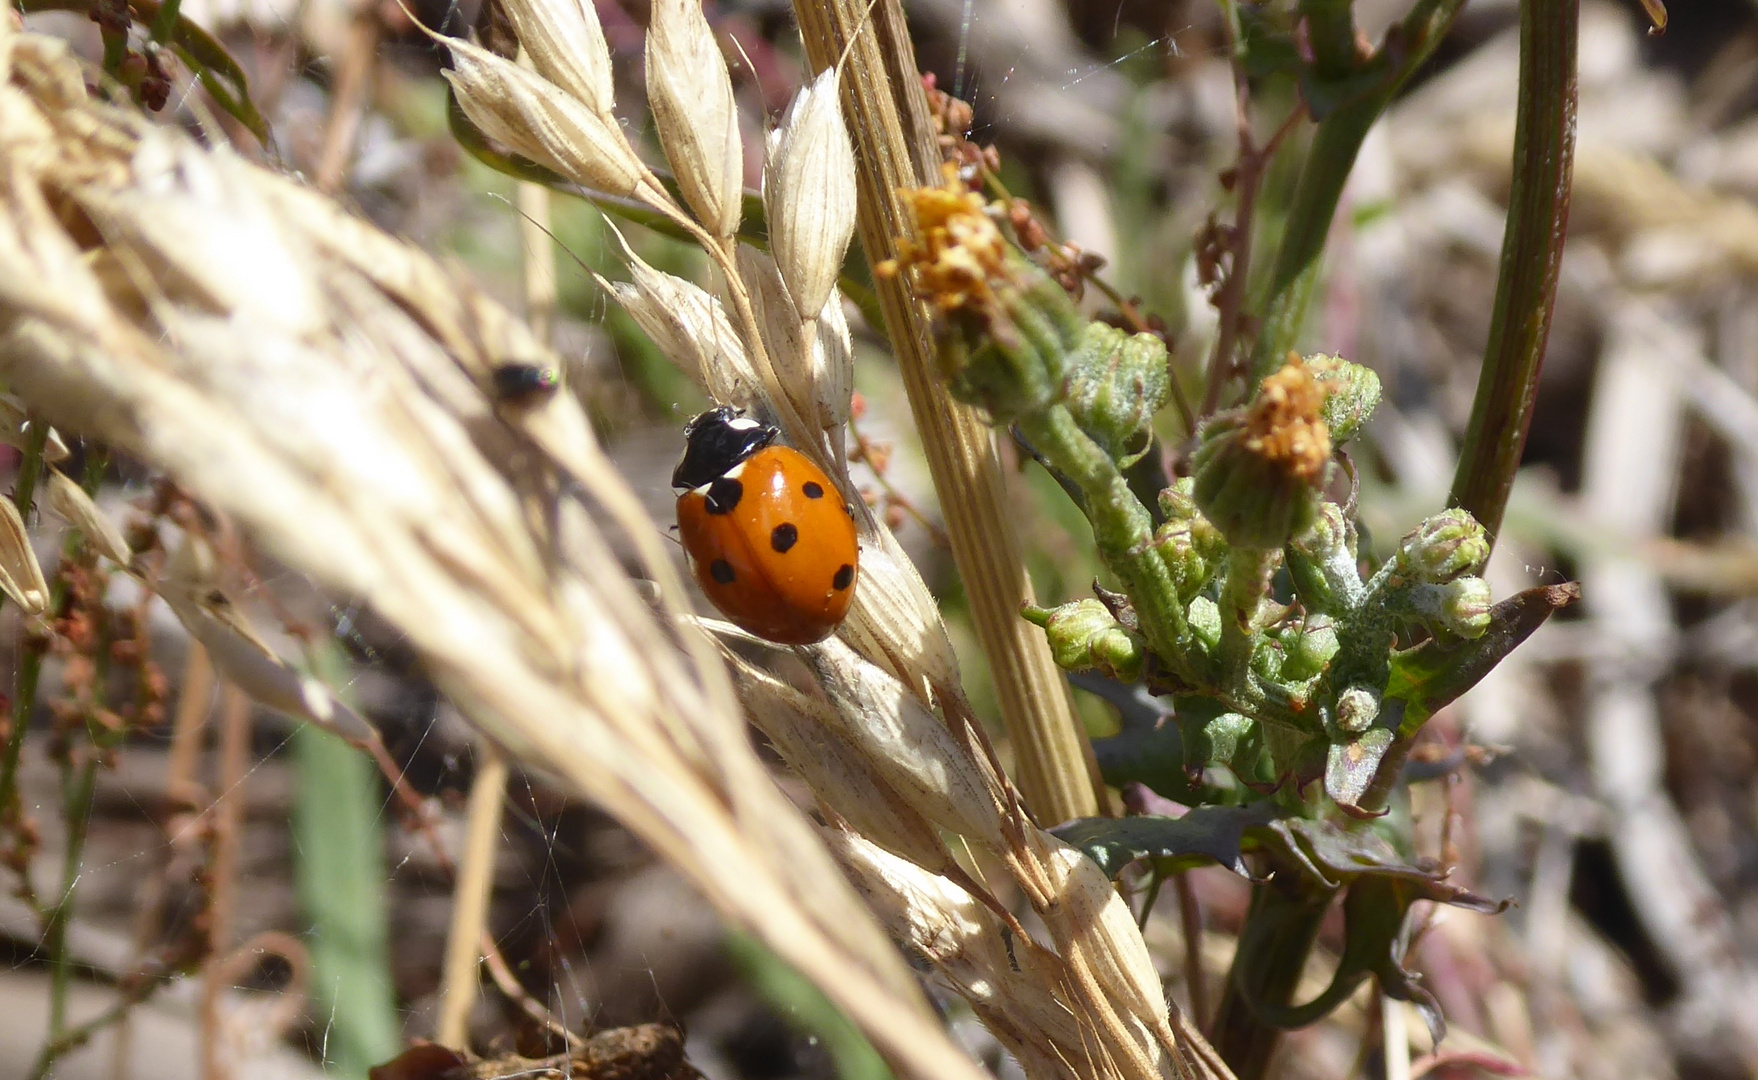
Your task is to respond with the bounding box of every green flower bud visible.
[1421,577,1493,639]
[937,252,1084,424]
[1150,478,1226,602]
[1285,501,1364,613]
[1251,638,1284,683]
[1192,358,1332,550]
[1064,322,1170,468]
[1187,595,1222,653]
[1395,508,1489,584]
[1279,614,1339,682]
[1023,598,1146,681]
[1307,354,1381,444]
[1333,685,1380,734]
[1159,476,1198,523]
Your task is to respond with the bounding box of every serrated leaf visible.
[1236,818,1509,1037]
[1091,721,1196,803]
[1386,582,1579,736]
[1260,817,1507,912]
[1050,802,1283,878]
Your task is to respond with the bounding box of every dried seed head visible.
[646,0,742,239]
[1035,835,1179,1066]
[731,246,851,440]
[0,496,49,616]
[595,232,759,406]
[734,245,811,422]
[764,68,857,319]
[1191,356,1333,549]
[498,0,615,116]
[731,660,959,878]
[827,830,1094,1077]
[46,469,131,566]
[834,531,966,699]
[440,34,647,198]
[801,636,1008,852]
[161,537,376,742]
[812,290,854,432]
[0,397,69,461]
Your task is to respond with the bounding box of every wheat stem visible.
[790,0,1100,826]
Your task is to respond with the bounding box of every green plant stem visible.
[1015,406,1190,665]
[1217,547,1275,690]
[0,421,51,843]
[148,0,183,44]
[1210,876,1332,1080]
[43,755,99,1045]
[1447,0,1579,545]
[29,454,111,1079]
[1300,0,1358,79]
[27,975,163,1080]
[1247,0,1467,384]
[99,21,129,79]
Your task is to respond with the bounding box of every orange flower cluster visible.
[1243,355,1332,482]
[879,164,1008,315]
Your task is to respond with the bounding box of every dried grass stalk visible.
[0,24,989,1080]
[788,0,1102,828]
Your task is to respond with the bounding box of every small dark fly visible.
[491,361,561,404]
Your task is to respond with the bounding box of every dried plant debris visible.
[370,1023,703,1080]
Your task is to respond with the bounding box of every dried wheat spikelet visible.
[45,468,131,566]
[0,395,70,460]
[0,21,996,1080]
[645,0,742,239]
[0,492,48,616]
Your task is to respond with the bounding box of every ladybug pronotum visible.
[673,407,858,644]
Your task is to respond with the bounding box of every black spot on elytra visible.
[705,477,743,514]
[710,559,737,584]
[832,564,854,591]
[802,481,825,499]
[771,523,798,553]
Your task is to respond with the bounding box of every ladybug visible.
[673,407,858,644]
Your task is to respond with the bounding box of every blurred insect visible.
[672,407,858,644]
[491,361,560,404]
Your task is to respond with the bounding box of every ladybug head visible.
[672,406,779,490]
